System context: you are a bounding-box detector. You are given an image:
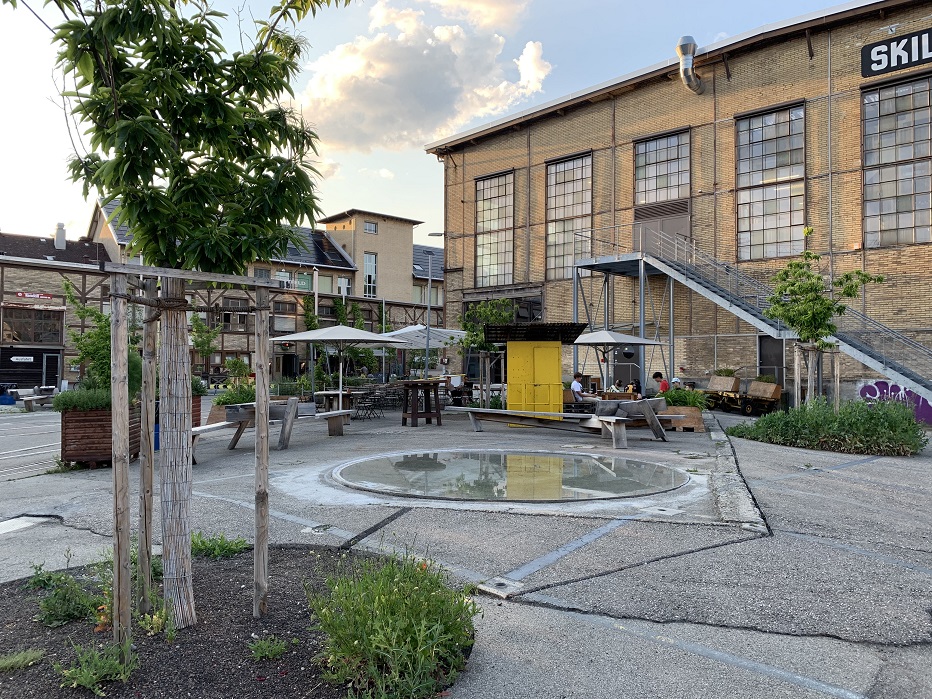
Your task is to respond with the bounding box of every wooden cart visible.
[706,378,782,416]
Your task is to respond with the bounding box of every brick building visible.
[426,0,932,401]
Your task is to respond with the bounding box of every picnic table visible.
[401,380,442,427]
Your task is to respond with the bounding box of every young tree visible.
[765,227,883,403]
[190,314,220,373]
[457,299,514,407]
[3,0,349,629]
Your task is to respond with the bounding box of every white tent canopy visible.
[574,330,665,390]
[274,325,409,409]
[382,324,466,351]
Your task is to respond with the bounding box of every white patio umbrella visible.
[274,325,410,409]
[381,324,466,350]
[573,330,665,391]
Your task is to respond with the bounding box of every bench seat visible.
[315,409,353,436]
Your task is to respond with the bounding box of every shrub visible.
[191,376,209,397]
[212,383,257,406]
[307,554,479,699]
[726,397,928,456]
[659,388,711,408]
[191,532,250,559]
[53,389,114,412]
[55,641,136,696]
[713,368,737,376]
[248,635,289,661]
[36,573,102,627]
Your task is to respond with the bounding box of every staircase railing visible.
[629,226,932,391]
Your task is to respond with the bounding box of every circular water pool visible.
[332,450,688,502]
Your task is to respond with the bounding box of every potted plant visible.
[657,387,710,432]
[55,281,143,465]
[207,382,256,424]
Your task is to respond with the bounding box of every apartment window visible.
[636,132,689,204]
[273,301,296,314]
[863,78,932,247]
[364,221,378,235]
[337,276,351,296]
[253,267,271,280]
[475,172,514,287]
[363,253,377,298]
[736,105,806,260]
[546,154,591,279]
[317,275,333,294]
[221,298,250,332]
[1,308,63,344]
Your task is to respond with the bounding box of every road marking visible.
[0,448,57,462]
[0,443,57,457]
[0,516,52,535]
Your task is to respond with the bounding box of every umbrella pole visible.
[338,349,344,411]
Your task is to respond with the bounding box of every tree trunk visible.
[138,278,157,615]
[159,277,196,628]
[806,346,818,404]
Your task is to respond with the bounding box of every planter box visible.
[660,405,705,432]
[192,395,202,428]
[60,404,141,465]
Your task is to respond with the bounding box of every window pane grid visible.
[363,252,377,298]
[736,106,805,260]
[546,155,592,279]
[635,132,690,204]
[863,78,932,247]
[475,173,514,286]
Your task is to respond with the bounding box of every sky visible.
[0,0,843,246]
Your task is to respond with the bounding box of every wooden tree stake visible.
[254,286,270,618]
[138,278,157,615]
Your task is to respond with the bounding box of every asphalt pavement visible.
[1,400,930,699]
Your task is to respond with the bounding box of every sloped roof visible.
[413,245,444,281]
[98,199,354,270]
[0,232,110,265]
[318,208,424,225]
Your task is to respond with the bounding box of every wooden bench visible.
[446,407,630,449]
[22,394,55,411]
[315,409,353,436]
[190,421,243,464]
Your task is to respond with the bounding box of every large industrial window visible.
[1,308,63,344]
[475,172,513,287]
[363,252,377,298]
[862,78,932,247]
[636,132,689,204]
[735,105,806,260]
[546,154,591,280]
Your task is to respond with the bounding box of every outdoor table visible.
[401,380,442,427]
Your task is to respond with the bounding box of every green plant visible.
[713,368,737,376]
[0,649,46,673]
[659,388,711,408]
[138,607,171,636]
[191,376,209,397]
[25,564,69,591]
[55,641,137,697]
[489,395,505,410]
[458,298,515,354]
[212,383,257,406]
[726,397,928,456]
[754,374,776,383]
[36,573,102,627]
[52,389,114,413]
[190,315,221,366]
[224,358,251,383]
[307,554,479,699]
[191,532,250,559]
[248,635,288,661]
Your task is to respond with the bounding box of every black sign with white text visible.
[862,28,932,78]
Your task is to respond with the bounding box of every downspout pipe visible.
[675,36,704,95]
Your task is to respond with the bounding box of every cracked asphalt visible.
[1,403,930,698]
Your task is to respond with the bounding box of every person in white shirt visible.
[570,372,599,403]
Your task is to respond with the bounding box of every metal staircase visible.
[637,229,932,403]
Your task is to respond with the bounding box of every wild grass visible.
[0,649,46,673]
[191,532,250,559]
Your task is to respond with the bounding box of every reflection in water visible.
[334,451,688,502]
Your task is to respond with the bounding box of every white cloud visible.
[295,0,551,152]
[314,158,342,180]
[358,167,396,180]
[712,31,729,44]
[417,0,530,31]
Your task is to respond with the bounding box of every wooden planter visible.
[192,395,202,428]
[60,404,141,465]
[660,405,705,432]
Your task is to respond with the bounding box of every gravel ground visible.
[0,546,364,699]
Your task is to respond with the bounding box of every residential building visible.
[426,0,932,401]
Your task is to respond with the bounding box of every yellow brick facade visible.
[430,1,932,390]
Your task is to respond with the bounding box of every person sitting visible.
[570,372,600,403]
[624,378,643,399]
[606,379,624,393]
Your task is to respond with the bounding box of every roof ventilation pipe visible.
[675,36,704,95]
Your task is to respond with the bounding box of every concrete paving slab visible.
[545,532,932,644]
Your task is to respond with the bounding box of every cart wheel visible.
[741,399,755,416]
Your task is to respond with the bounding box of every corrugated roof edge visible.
[425,0,900,152]
[318,208,424,225]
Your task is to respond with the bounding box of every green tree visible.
[189,315,220,372]
[458,298,515,354]
[765,226,883,401]
[3,0,350,630]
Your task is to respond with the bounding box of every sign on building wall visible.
[15,292,54,300]
[862,27,932,77]
[296,273,312,291]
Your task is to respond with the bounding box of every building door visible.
[633,213,689,253]
[758,336,784,387]
[43,353,61,388]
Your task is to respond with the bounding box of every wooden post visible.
[109,273,132,657]
[833,350,842,412]
[254,286,270,618]
[793,343,802,407]
[138,278,157,614]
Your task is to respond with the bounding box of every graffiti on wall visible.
[857,380,932,424]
